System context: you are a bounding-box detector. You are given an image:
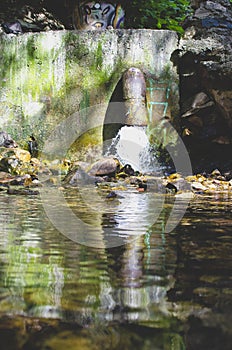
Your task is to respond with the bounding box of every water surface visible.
[0,188,231,349]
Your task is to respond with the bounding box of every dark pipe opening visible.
[103,78,126,154]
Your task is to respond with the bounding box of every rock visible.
[0,156,19,174]
[191,182,207,191]
[224,171,232,181]
[117,164,135,179]
[212,135,230,144]
[87,157,120,177]
[166,182,178,193]
[120,164,135,176]
[14,148,31,163]
[9,174,31,186]
[7,187,39,195]
[0,172,15,186]
[185,175,198,182]
[145,177,165,193]
[210,89,232,127]
[181,92,215,118]
[172,178,192,192]
[106,191,118,199]
[0,131,18,148]
[168,173,182,180]
[1,21,23,34]
[117,172,128,179]
[63,166,103,186]
[0,171,14,180]
[210,168,221,177]
[177,0,232,173]
[1,5,65,33]
[187,115,204,128]
[136,181,147,192]
[0,147,32,175]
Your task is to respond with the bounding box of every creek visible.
[0,186,231,349]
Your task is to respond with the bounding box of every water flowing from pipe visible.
[106,125,160,173]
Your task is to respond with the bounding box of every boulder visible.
[87,157,120,177]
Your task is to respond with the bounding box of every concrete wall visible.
[0,29,179,157]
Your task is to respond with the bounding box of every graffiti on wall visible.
[73,1,124,30]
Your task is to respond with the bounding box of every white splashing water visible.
[106,126,159,173]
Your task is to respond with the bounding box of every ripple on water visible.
[0,190,232,348]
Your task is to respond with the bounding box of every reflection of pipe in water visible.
[123,67,148,126]
[118,231,176,319]
[121,236,144,289]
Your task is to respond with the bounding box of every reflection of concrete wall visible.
[0,30,178,154]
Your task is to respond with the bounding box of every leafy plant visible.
[123,0,192,34]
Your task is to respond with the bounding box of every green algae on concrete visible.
[0,29,179,158]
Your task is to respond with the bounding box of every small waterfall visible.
[106,125,159,173]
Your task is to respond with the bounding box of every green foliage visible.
[123,0,192,34]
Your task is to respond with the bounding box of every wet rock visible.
[145,177,165,193]
[0,173,34,187]
[116,171,128,179]
[87,157,120,177]
[106,191,118,199]
[7,187,39,195]
[120,164,135,176]
[166,182,178,194]
[190,174,208,184]
[9,174,31,186]
[191,181,207,192]
[168,173,182,180]
[136,181,147,192]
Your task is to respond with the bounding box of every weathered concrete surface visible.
[0,29,179,158]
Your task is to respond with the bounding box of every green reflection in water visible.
[0,190,231,349]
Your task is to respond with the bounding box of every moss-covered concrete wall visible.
[0,29,178,157]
